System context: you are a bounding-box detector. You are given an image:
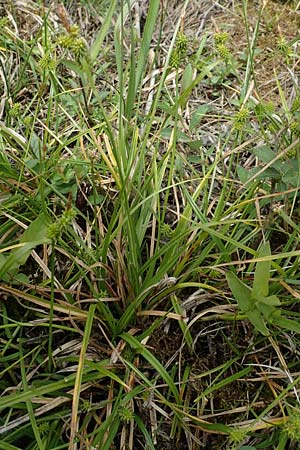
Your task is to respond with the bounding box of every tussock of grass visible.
[1,1,300,449]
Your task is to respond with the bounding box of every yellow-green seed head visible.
[214,32,229,45]
[47,209,76,241]
[0,17,9,28]
[47,223,61,241]
[291,96,300,114]
[39,52,57,71]
[277,36,291,56]
[216,43,231,62]
[176,32,188,53]
[284,411,300,442]
[118,406,134,423]
[69,24,80,37]
[70,38,86,59]
[37,422,50,435]
[170,49,181,68]
[160,223,173,238]
[290,121,300,138]
[229,427,248,444]
[9,102,21,117]
[24,115,33,127]
[81,399,91,413]
[233,107,250,130]
[262,101,275,115]
[56,34,74,49]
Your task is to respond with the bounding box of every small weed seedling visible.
[226,241,300,336]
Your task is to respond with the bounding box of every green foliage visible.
[47,208,76,241]
[0,213,51,282]
[283,410,300,442]
[233,107,250,131]
[1,1,300,449]
[237,144,300,193]
[227,242,300,336]
[170,31,189,68]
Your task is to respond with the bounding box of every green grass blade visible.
[90,0,118,63]
[135,0,160,92]
[120,332,181,403]
[69,304,96,449]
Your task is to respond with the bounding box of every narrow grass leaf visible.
[194,366,252,402]
[0,443,22,450]
[90,0,118,63]
[134,415,156,450]
[19,343,44,450]
[135,0,160,91]
[120,333,181,403]
[69,304,96,450]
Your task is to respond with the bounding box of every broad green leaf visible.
[247,310,269,336]
[226,271,252,312]
[20,213,51,244]
[0,214,51,280]
[238,165,281,183]
[256,302,277,321]
[178,61,220,108]
[0,122,27,150]
[272,316,300,334]
[190,105,209,131]
[0,243,41,279]
[252,146,282,171]
[226,272,270,336]
[252,241,271,298]
[257,295,281,306]
[181,63,194,93]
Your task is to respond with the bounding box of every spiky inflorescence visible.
[284,411,300,442]
[9,102,21,118]
[70,37,87,60]
[69,24,80,37]
[39,51,57,71]
[47,208,76,241]
[233,107,250,131]
[216,43,231,62]
[261,101,275,115]
[160,223,173,238]
[170,49,181,68]
[291,96,300,114]
[176,32,188,54]
[56,33,74,49]
[289,121,300,143]
[118,406,135,424]
[0,16,9,27]
[277,36,291,57]
[214,31,229,45]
